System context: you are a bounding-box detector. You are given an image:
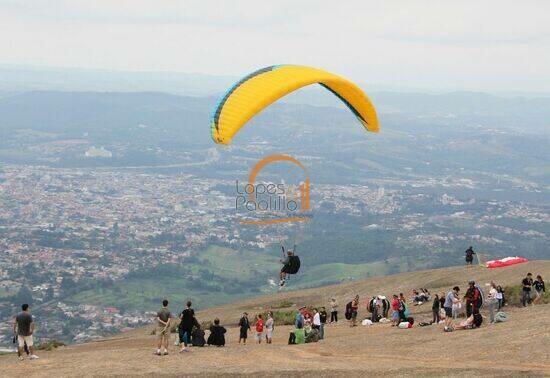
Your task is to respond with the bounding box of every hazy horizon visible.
[1,1,549,93]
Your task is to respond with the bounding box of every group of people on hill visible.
[155,299,229,356]
[521,272,546,306]
[238,311,275,344]
[155,300,284,355]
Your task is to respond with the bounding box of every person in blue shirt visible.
[444,286,460,331]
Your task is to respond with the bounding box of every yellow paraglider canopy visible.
[210,65,379,144]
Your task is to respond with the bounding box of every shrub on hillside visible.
[271,300,295,309]
[37,340,65,351]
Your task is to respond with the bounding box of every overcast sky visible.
[1,0,549,92]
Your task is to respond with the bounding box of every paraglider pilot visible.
[465,246,476,265]
[279,245,294,288]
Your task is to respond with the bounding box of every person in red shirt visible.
[391,294,400,326]
[465,280,481,317]
[255,314,264,344]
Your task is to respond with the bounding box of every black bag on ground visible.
[288,332,296,345]
[192,329,206,347]
[473,313,483,328]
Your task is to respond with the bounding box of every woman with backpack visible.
[533,275,546,305]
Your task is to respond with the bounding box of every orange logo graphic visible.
[236,154,311,225]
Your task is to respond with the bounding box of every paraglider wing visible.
[210,65,379,144]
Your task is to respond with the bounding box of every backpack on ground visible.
[288,332,296,345]
[345,301,353,320]
[473,313,483,328]
[495,312,508,323]
[305,329,320,343]
[192,329,206,347]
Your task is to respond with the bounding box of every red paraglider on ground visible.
[485,256,529,269]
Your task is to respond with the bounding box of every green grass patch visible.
[67,245,280,313]
[293,257,408,288]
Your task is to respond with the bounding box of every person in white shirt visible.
[452,292,461,319]
[312,308,323,339]
[487,282,499,323]
[265,312,274,344]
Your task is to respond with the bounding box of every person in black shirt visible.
[207,318,226,347]
[432,294,440,324]
[522,273,534,307]
[465,247,476,265]
[319,307,328,340]
[533,275,546,305]
[238,312,250,345]
[178,301,195,352]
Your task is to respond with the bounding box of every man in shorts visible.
[444,286,460,331]
[155,299,171,356]
[13,304,39,360]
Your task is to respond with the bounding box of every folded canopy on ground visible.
[486,256,529,269]
[210,65,379,144]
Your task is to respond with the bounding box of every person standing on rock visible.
[255,314,264,344]
[265,312,274,344]
[465,246,476,265]
[350,295,359,327]
[432,294,440,324]
[391,294,400,326]
[238,312,251,345]
[487,282,499,323]
[319,307,327,339]
[155,299,171,356]
[178,301,194,353]
[464,281,481,317]
[329,298,338,323]
[521,273,534,307]
[533,275,545,305]
[13,304,39,361]
[444,287,460,331]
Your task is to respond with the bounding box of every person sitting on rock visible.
[207,318,226,347]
